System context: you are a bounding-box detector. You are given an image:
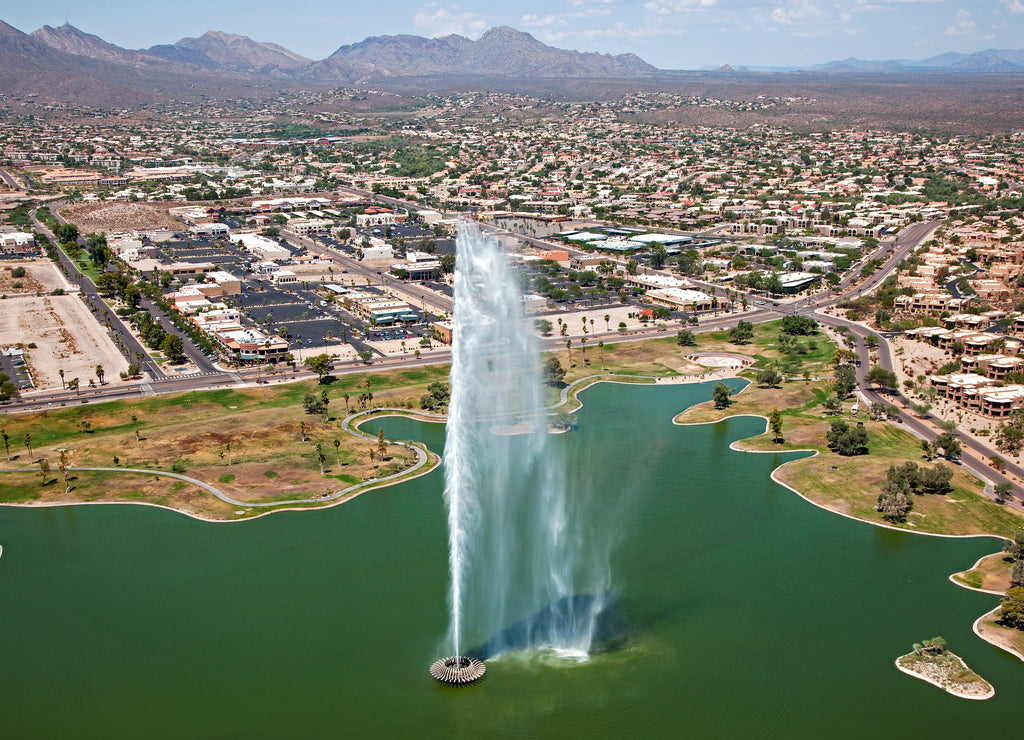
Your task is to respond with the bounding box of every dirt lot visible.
[0,258,72,295]
[0,261,126,389]
[59,202,180,233]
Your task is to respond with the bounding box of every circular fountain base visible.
[429,656,486,685]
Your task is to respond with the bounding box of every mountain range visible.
[4,19,1024,107]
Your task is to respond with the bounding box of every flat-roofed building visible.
[647,288,716,311]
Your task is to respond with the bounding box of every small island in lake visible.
[895,637,994,700]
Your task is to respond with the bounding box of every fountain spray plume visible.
[439,221,611,669]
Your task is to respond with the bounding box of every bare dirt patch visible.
[60,202,180,233]
[0,258,71,294]
[0,293,126,389]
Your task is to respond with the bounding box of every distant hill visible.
[304,26,657,82]
[31,23,156,68]
[806,48,1024,74]
[11,17,1024,109]
[0,20,159,106]
[147,30,310,74]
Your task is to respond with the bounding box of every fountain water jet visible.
[432,221,612,683]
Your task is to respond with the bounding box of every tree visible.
[649,244,667,268]
[333,438,342,468]
[420,381,450,411]
[677,329,696,347]
[921,439,935,461]
[24,432,33,461]
[0,381,18,402]
[997,419,1024,454]
[315,443,326,476]
[604,314,611,331]
[58,449,70,494]
[994,482,1013,504]
[358,350,373,363]
[58,368,65,389]
[304,353,334,382]
[999,587,1024,630]
[95,364,105,385]
[377,428,387,459]
[713,382,733,409]
[826,419,869,456]
[544,357,566,387]
[534,318,553,336]
[161,334,186,365]
[38,457,50,484]
[918,465,953,495]
[299,420,307,442]
[626,258,639,275]
[0,428,9,462]
[834,364,857,399]
[934,432,962,459]
[729,320,754,344]
[878,476,913,522]
[1004,529,1024,562]
[320,389,330,422]
[769,409,783,442]
[68,377,80,395]
[757,368,782,388]
[823,394,843,415]
[303,390,330,420]
[867,366,897,392]
[780,315,817,335]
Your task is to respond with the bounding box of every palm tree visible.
[58,449,70,494]
[58,368,65,389]
[566,338,572,365]
[598,341,605,372]
[333,438,342,468]
[1,428,10,462]
[316,443,326,476]
[68,377,80,395]
[95,364,104,385]
[299,421,306,442]
[131,414,140,442]
[24,432,33,462]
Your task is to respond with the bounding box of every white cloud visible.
[521,13,562,28]
[1001,0,1024,13]
[539,22,656,47]
[767,0,824,26]
[570,0,618,17]
[644,0,718,15]
[945,8,976,36]
[412,5,488,38]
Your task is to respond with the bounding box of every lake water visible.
[1,381,1020,738]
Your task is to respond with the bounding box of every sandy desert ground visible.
[0,261,126,390]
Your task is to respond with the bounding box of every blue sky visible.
[5,1,1024,69]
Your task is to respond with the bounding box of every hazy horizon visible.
[5,0,1024,71]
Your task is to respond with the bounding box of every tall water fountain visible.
[431,222,612,684]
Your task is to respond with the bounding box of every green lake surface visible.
[1,380,1021,738]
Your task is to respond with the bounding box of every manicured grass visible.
[675,364,1024,538]
[0,469,235,519]
[952,552,1015,591]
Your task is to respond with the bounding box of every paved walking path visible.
[0,412,436,513]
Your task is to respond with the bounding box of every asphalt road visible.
[8,212,1024,507]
